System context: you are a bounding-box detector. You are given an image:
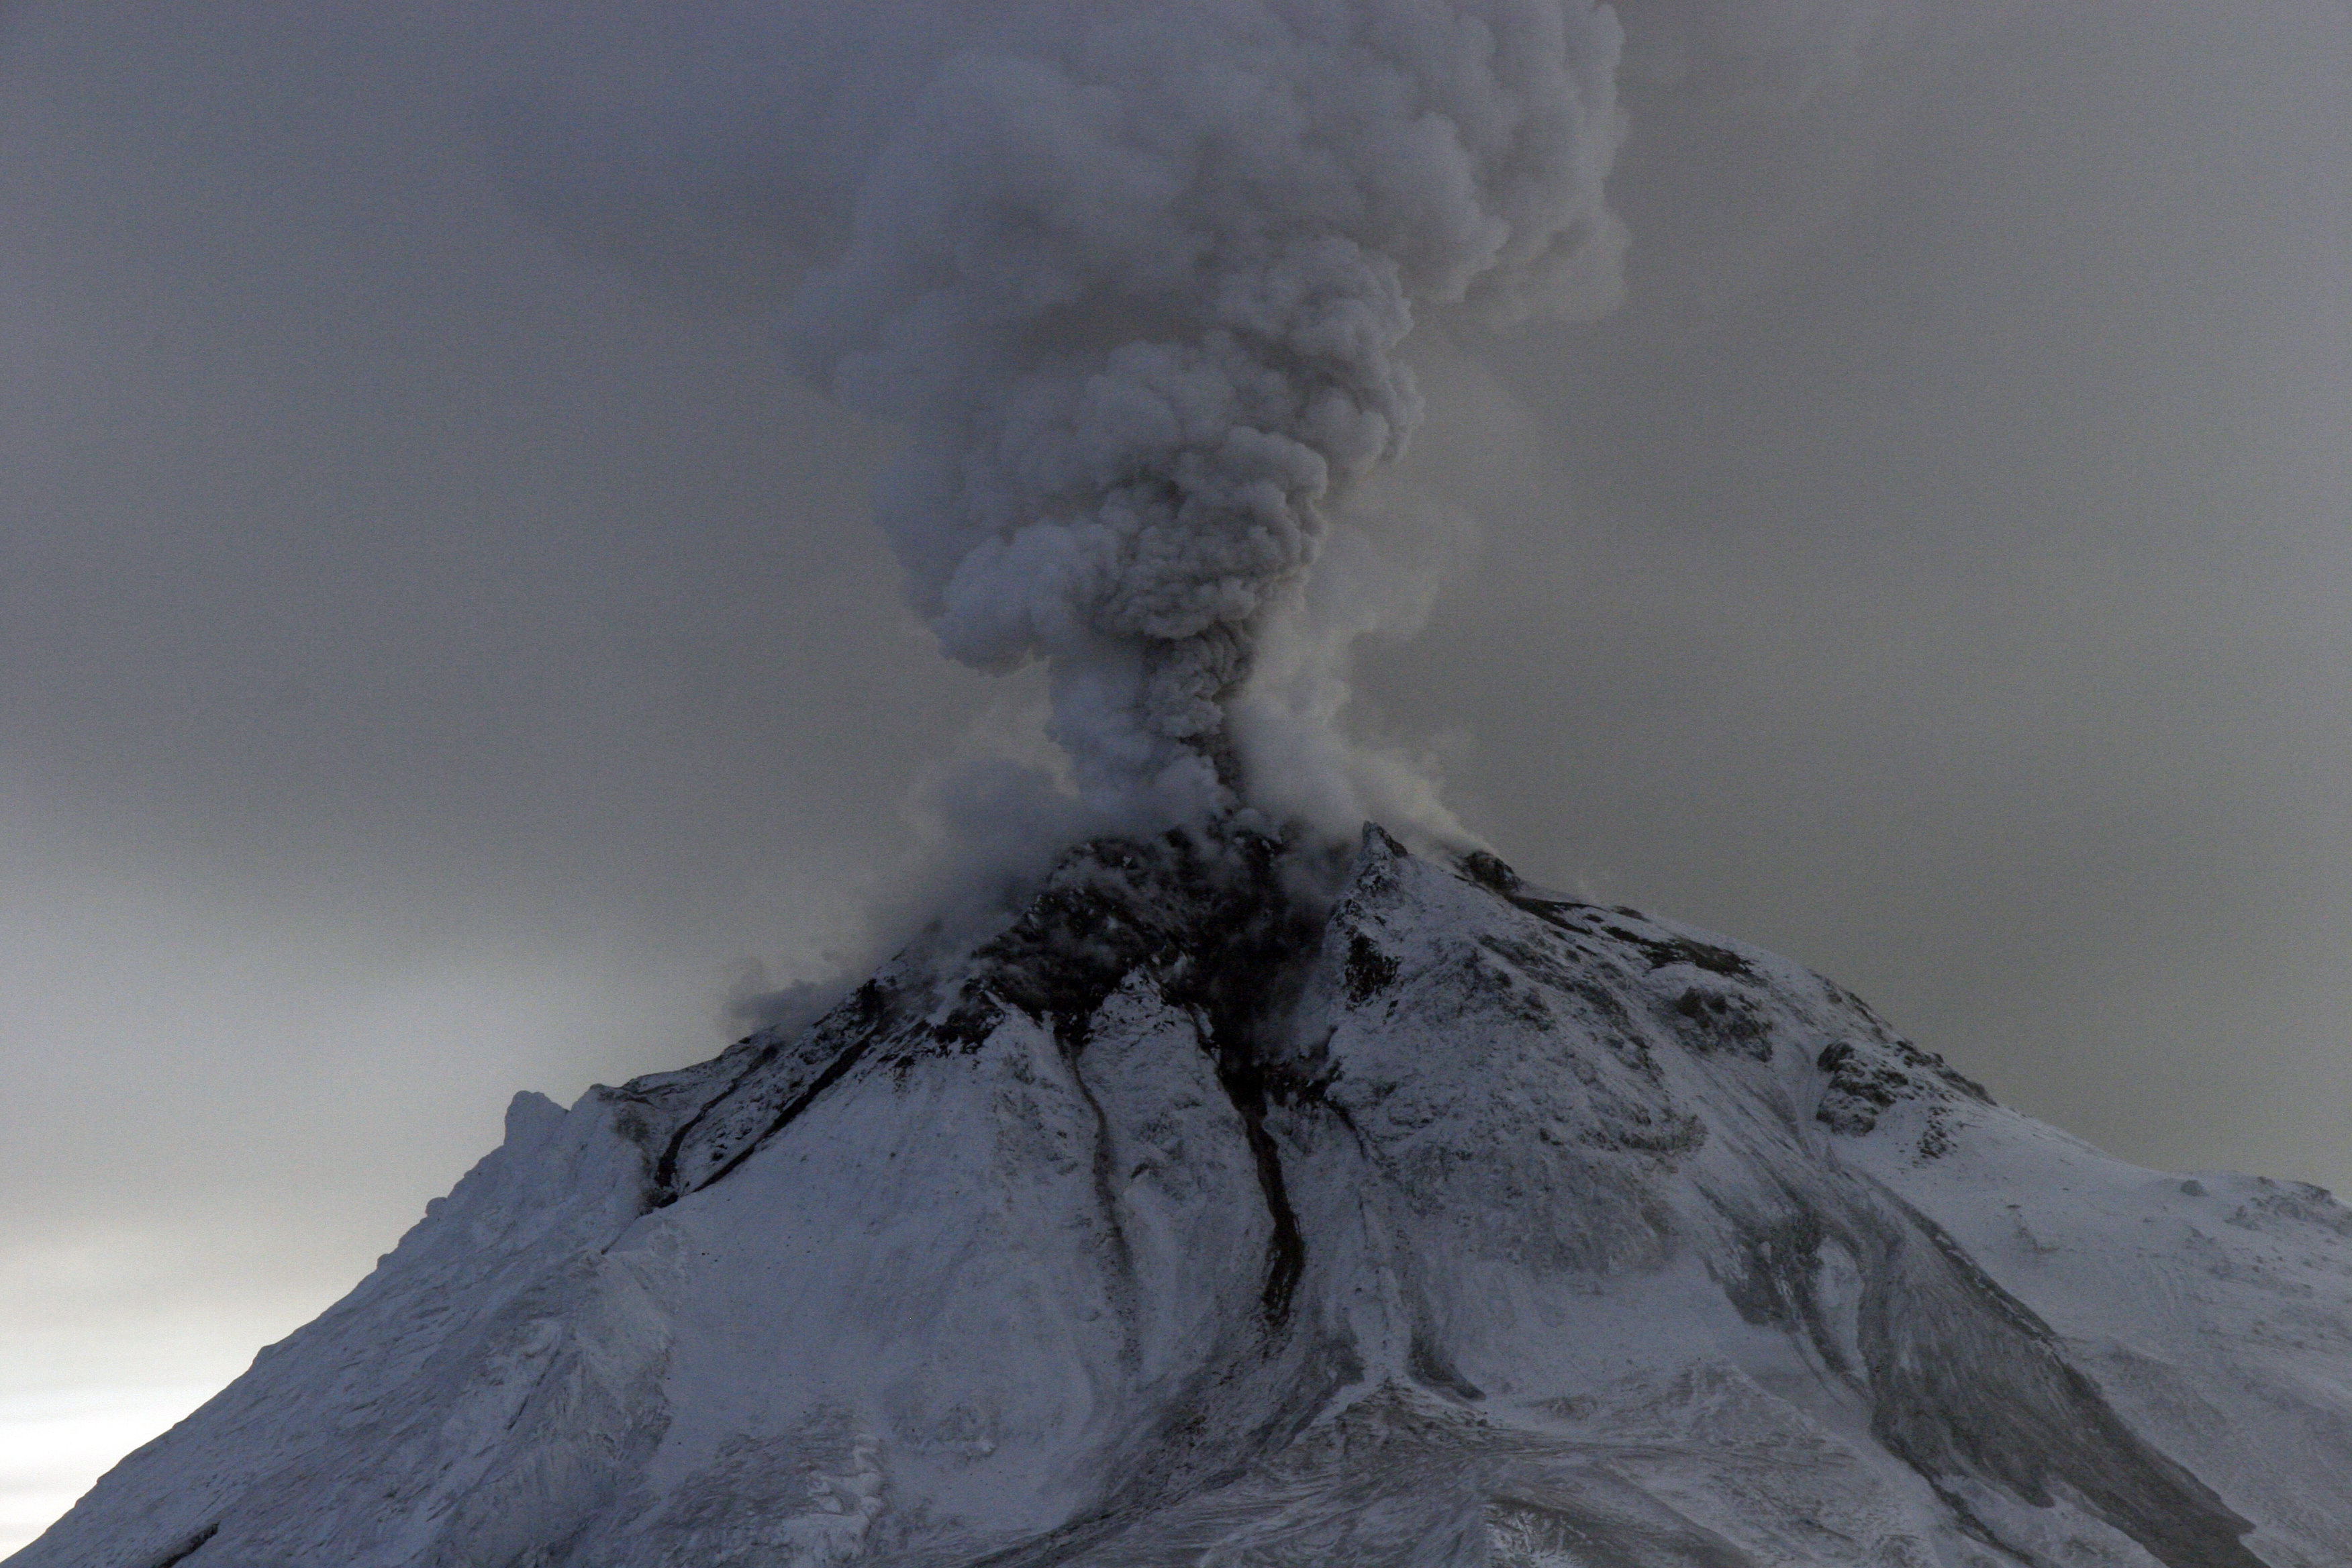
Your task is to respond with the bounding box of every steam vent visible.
[20,828,2352,1567]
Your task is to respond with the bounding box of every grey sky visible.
[4,0,2349,1549]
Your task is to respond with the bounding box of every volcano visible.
[18,826,2352,1567]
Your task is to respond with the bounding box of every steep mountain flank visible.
[21,828,2352,1567]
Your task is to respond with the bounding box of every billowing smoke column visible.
[499,1,1629,828]
[793,2,1628,820]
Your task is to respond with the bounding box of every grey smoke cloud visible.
[494,1,1628,831]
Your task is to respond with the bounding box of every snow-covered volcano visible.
[19,827,2352,1567]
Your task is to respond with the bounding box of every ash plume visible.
[493,1,1628,832]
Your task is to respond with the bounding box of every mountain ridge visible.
[17,824,2352,1567]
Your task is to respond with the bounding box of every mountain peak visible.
[17,829,2351,1568]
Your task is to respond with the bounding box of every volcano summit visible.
[17,826,2352,1567]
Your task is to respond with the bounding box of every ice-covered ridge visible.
[17,826,2352,1567]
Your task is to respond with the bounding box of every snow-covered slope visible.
[18,826,2352,1567]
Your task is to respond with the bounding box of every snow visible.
[15,825,2352,1567]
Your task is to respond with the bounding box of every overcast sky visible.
[5,1,2349,1550]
